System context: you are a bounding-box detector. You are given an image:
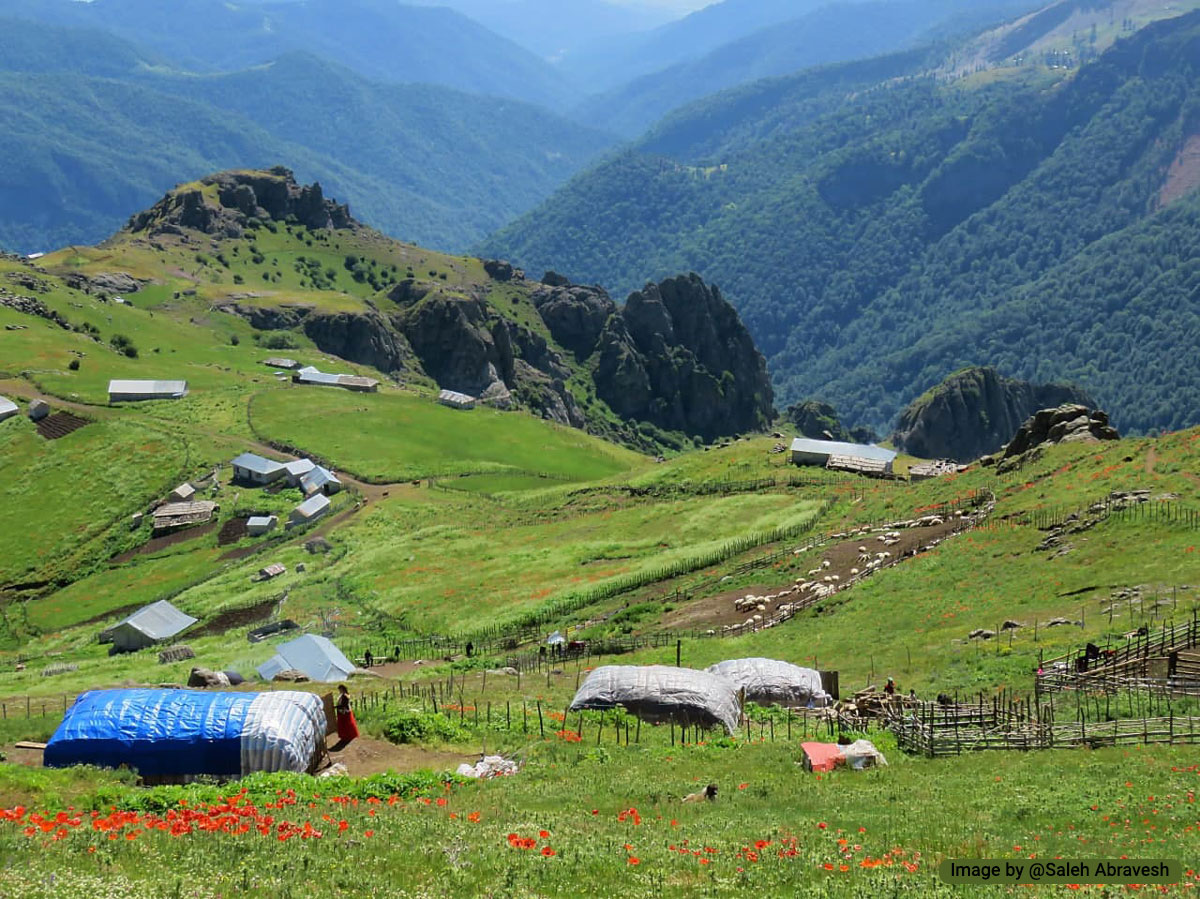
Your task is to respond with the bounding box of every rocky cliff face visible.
[127,167,356,239]
[302,309,414,374]
[893,367,1094,462]
[530,279,617,360]
[991,404,1121,473]
[593,274,774,441]
[783,400,880,443]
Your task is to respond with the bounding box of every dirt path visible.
[1145,447,1158,475]
[323,735,475,777]
[661,518,965,632]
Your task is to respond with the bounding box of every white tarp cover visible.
[706,658,832,708]
[258,634,354,683]
[569,665,742,733]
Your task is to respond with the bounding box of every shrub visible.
[68,358,80,371]
[230,334,240,346]
[260,333,297,350]
[380,709,468,745]
[109,334,138,358]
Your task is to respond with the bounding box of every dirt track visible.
[661,518,965,631]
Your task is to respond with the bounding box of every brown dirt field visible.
[367,660,434,678]
[36,412,91,440]
[661,518,965,632]
[109,521,217,563]
[189,598,277,638]
[3,745,45,768]
[217,516,250,546]
[323,735,475,777]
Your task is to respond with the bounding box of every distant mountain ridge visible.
[0,0,577,108]
[0,19,612,255]
[481,9,1200,436]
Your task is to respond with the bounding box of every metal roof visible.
[292,494,331,519]
[246,516,276,528]
[438,389,476,405]
[285,459,316,477]
[295,369,343,386]
[258,634,355,683]
[107,380,188,397]
[263,358,299,369]
[231,452,286,476]
[0,396,17,420]
[337,375,379,389]
[790,438,897,464]
[301,466,340,494]
[105,600,197,641]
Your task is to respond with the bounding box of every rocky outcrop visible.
[483,259,523,282]
[215,302,313,332]
[784,400,852,441]
[593,274,774,441]
[893,367,1094,462]
[394,292,582,425]
[530,279,617,359]
[991,404,1121,473]
[127,167,357,238]
[302,310,414,374]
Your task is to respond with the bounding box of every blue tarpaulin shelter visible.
[44,689,326,778]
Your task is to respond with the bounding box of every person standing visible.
[335,684,359,743]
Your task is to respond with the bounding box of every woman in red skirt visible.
[335,684,359,742]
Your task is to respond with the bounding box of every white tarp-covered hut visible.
[0,396,18,423]
[706,658,832,708]
[45,689,326,779]
[108,380,189,403]
[258,634,354,683]
[569,665,741,733]
[99,600,197,652]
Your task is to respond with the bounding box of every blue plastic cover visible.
[45,689,256,777]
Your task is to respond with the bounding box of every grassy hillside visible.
[0,20,612,255]
[482,9,1200,437]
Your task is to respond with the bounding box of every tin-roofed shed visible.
[231,452,286,485]
[301,466,341,497]
[288,493,330,528]
[108,380,188,402]
[100,600,197,653]
[790,438,896,471]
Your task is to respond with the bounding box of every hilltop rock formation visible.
[782,400,875,443]
[593,274,774,441]
[530,279,617,359]
[991,404,1120,473]
[893,367,1094,462]
[127,167,355,239]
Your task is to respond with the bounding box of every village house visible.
[262,358,300,370]
[246,515,278,536]
[231,452,287,485]
[300,465,341,497]
[99,600,197,653]
[152,500,218,533]
[790,438,897,474]
[107,380,189,403]
[170,482,196,502]
[288,493,331,528]
[437,389,476,410]
[293,366,379,393]
[283,458,316,486]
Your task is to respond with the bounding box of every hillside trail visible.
[1145,447,1158,474]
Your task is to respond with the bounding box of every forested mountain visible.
[482,10,1200,435]
[579,0,1045,136]
[560,0,833,92]
[0,20,612,255]
[0,0,576,108]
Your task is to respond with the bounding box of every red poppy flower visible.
[628,857,640,865]
[540,830,550,838]
[541,846,555,857]
[364,830,374,838]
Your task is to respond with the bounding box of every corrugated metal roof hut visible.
[569,665,742,733]
[825,455,892,477]
[288,493,331,528]
[231,452,287,485]
[108,380,189,402]
[257,634,355,683]
[45,689,326,779]
[0,396,19,423]
[706,658,832,708]
[790,438,896,472]
[99,600,197,653]
[437,389,476,410]
[27,399,50,421]
[246,515,277,536]
[300,465,341,497]
[170,482,196,502]
[284,458,317,486]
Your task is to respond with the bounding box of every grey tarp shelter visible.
[707,658,832,708]
[258,634,355,683]
[569,665,742,733]
[0,396,19,423]
[99,600,198,653]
